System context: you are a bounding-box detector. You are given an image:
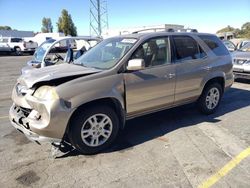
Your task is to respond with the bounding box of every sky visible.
[0,0,249,35]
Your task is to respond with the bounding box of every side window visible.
[173,36,206,61]
[199,35,229,56]
[131,37,170,67]
[11,38,22,42]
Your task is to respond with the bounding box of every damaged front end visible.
[9,81,74,145]
[9,104,62,144]
[9,63,102,146]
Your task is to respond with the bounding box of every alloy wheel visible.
[205,87,220,110]
[81,114,113,147]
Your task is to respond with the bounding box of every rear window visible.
[199,35,229,56]
[173,36,206,61]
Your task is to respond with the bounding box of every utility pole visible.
[90,0,109,37]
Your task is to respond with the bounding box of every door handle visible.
[203,66,211,71]
[167,73,175,79]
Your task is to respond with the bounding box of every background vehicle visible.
[0,37,38,55]
[237,40,250,49]
[0,37,13,54]
[10,32,233,155]
[223,40,236,52]
[29,32,65,46]
[21,36,101,74]
[232,42,250,80]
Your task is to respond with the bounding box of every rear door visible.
[124,36,176,115]
[172,35,210,104]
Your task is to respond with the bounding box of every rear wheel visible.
[198,83,223,114]
[14,47,22,56]
[69,106,120,154]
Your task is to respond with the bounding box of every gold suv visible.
[10,32,234,154]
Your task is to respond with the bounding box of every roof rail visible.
[131,28,198,34]
[176,29,198,33]
[132,28,168,34]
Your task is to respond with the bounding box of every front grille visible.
[20,107,32,117]
[14,105,32,117]
[234,59,246,65]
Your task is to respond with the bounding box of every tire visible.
[14,47,22,56]
[69,106,120,154]
[198,83,223,114]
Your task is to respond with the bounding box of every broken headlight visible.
[33,86,59,100]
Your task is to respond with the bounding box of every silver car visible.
[9,32,234,154]
[232,42,250,80]
[21,36,101,74]
[223,40,236,52]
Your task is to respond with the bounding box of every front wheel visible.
[198,83,223,114]
[69,106,120,154]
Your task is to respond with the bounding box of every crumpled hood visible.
[18,63,102,88]
[232,51,250,60]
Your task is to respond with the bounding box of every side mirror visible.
[127,59,145,71]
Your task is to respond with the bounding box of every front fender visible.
[57,73,125,111]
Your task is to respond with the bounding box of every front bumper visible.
[233,64,250,80]
[233,71,250,80]
[9,104,61,144]
[9,84,75,144]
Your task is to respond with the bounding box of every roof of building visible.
[0,30,34,38]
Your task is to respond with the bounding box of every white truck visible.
[0,37,38,55]
[0,37,13,54]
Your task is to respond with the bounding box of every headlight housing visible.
[33,86,59,100]
[245,60,250,65]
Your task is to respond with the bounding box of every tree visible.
[241,22,250,31]
[41,17,53,33]
[240,22,250,38]
[0,26,12,30]
[216,22,250,38]
[216,25,235,34]
[57,9,77,36]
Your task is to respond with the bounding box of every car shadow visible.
[0,52,33,56]
[235,78,250,84]
[57,87,250,158]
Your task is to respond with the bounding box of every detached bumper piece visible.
[9,104,61,144]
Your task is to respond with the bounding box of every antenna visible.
[90,0,109,36]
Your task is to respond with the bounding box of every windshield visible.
[223,41,235,48]
[74,37,137,69]
[33,39,55,62]
[239,42,250,52]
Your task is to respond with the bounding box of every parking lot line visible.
[198,147,250,188]
[0,116,8,119]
